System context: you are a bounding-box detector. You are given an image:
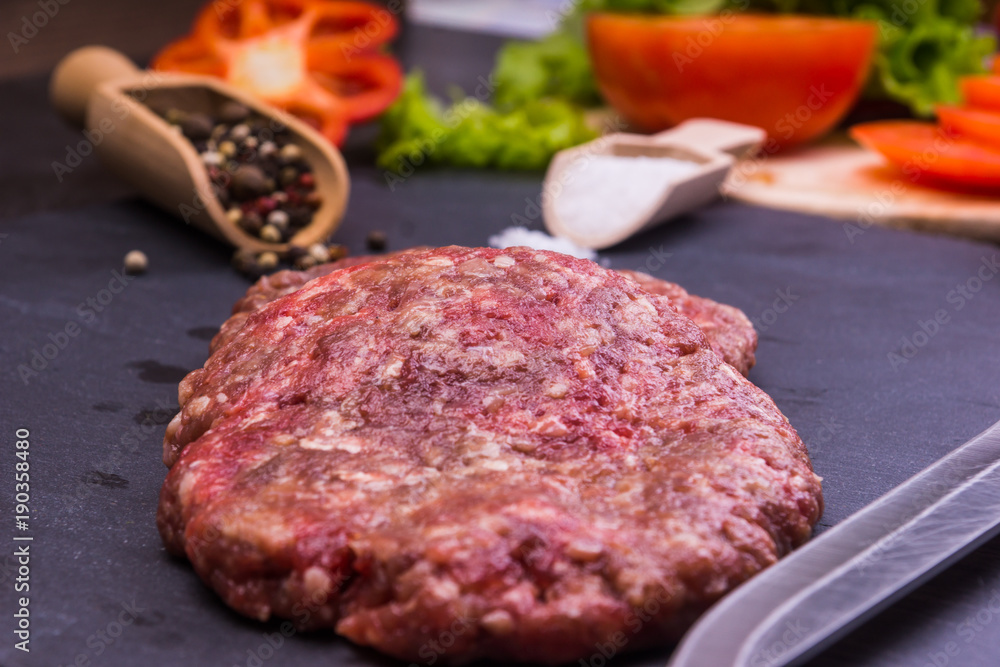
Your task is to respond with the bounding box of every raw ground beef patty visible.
[159,246,822,665]
[213,249,758,375]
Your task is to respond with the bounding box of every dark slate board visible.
[3,16,1000,667]
[2,170,1000,667]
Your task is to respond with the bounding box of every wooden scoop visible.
[543,119,765,250]
[50,46,350,254]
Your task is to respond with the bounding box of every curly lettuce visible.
[377,0,994,171]
[730,0,995,115]
[376,72,597,176]
[493,0,727,109]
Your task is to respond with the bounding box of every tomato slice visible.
[960,76,1000,112]
[850,121,1000,191]
[936,106,1000,149]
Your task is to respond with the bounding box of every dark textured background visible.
[2,10,1000,667]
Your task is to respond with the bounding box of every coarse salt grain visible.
[552,155,700,240]
[488,227,597,261]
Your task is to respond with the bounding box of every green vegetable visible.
[493,0,727,108]
[376,72,598,177]
[584,0,727,14]
[728,0,995,115]
[377,0,993,172]
[494,32,599,109]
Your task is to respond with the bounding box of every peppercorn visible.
[231,165,269,200]
[164,108,186,124]
[259,224,282,243]
[201,151,223,166]
[294,254,318,270]
[308,242,330,263]
[287,207,312,229]
[124,250,148,275]
[267,210,290,231]
[366,230,388,251]
[279,143,302,161]
[231,249,261,276]
[229,123,251,142]
[218,101,250,124]
[179,113,214,140]
[327,244,348,261]
[259,141,277,157]
[218,140,237,158]
[257,251,279,270]
[279,166,298,186]
[238,211,264,235]
[154,105,324,246]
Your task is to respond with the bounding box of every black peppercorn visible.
[366,230,388,251]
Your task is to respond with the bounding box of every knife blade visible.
[666,417,1000,667]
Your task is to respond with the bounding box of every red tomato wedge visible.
[850,121,1000,191]
[960,76,1000,112]
[936,106,1000,149]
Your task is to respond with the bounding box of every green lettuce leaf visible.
[493,31,599,109]
[729,0,995,115]
[376,72,598,174]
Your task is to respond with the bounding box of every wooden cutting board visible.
[723,134,1000,243]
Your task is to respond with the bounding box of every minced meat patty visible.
[159,246,821,665]
[213,249,758,375]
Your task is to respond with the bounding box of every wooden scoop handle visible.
[50,46,141,129]
[652,119,766,161]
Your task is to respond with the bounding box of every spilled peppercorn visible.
[231,243,349,277]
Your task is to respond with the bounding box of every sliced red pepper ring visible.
[284,102,349,146]
[851,121,1000,191]
[152,0,402,146]
[153,37,226,77]
[309,1,398,51]
[310,54,402,122]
